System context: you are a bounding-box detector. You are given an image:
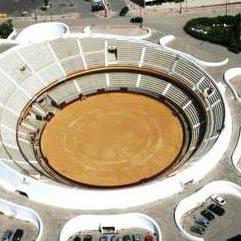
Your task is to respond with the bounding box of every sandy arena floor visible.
[41,92,184,187]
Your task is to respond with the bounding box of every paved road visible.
[0,0,96,18]
[0,0,41,16]
[107,0,127,12]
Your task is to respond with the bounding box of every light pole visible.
[140,5,143,28]
[180,1,183,14]
[50,3,53,21]
[33,0,37,22]
[225,0,228,16]
[102,0,108,17]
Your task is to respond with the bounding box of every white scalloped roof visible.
[16,22,70,44]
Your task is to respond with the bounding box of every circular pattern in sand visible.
[41,92,184,187]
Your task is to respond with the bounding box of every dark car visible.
[130,17,143,24]
[100,236,109,241]
[208,204,225,216]
[83,235,93,241]
[2,230,13,241]
[190,225,205,235]
[194,216,209,228]
[119,6,129,16]
[122,235,132,241]
[73,236,81,241]
[111,235,120,241]
[132,234,141,241]
[91,2,104,12]
[11,229,23,241]
[201,210,215,221]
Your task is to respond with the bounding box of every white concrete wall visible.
[16,22,70,44]
[175,181,241,241]
[59,213,161,241]
[84,26,152,40]
[224,68,241,101]
[0,198,43,241]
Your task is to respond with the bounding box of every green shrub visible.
[0,20,13,39]
[184,14,241,53]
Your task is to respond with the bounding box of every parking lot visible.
[68,228,156,241]
[0,212,38,241]
[182,194,241,241]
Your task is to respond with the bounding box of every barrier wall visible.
[59,213,161,241]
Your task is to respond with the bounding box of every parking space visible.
[68,228,156,241]
[182,194,241,241]
[0,212,38,241]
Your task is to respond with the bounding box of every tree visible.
[0,20,13,39]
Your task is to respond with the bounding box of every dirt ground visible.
[41,92,184,187]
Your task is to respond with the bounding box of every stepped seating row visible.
[143,47,176,73]
[48,81,79,105]
[107,40,143,66]
[0,36,225,180]
[109,72,138,88]
[139,75,168,94]
[75,73,107,91]
[0,37,223,115]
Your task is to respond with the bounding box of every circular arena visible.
[0,30,228,198]
[0,21,237,241]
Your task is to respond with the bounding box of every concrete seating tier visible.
[0,35,225,183]
[48,81,79,105]
[75,73,107,91]
[143,47,176,72]
[108,72,138,87]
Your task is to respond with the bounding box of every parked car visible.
[211,194,227,206]
[194,216,209,228]
[208,204,225,216]
[119,6,129,16]
[190,225,205,235]
[132,234,141,241]
[73,236,81,241]
[111,235,120,241]
[2,230,13,241]
[11,229,23,241]
[200,210,215,221]
[122,235,132,241]
[83,235,93,241]
[144,234,154,241]
[100,236,109,241]
[91,1,104,12]
[130,17,143,24]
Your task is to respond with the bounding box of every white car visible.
[211,194,227,206]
